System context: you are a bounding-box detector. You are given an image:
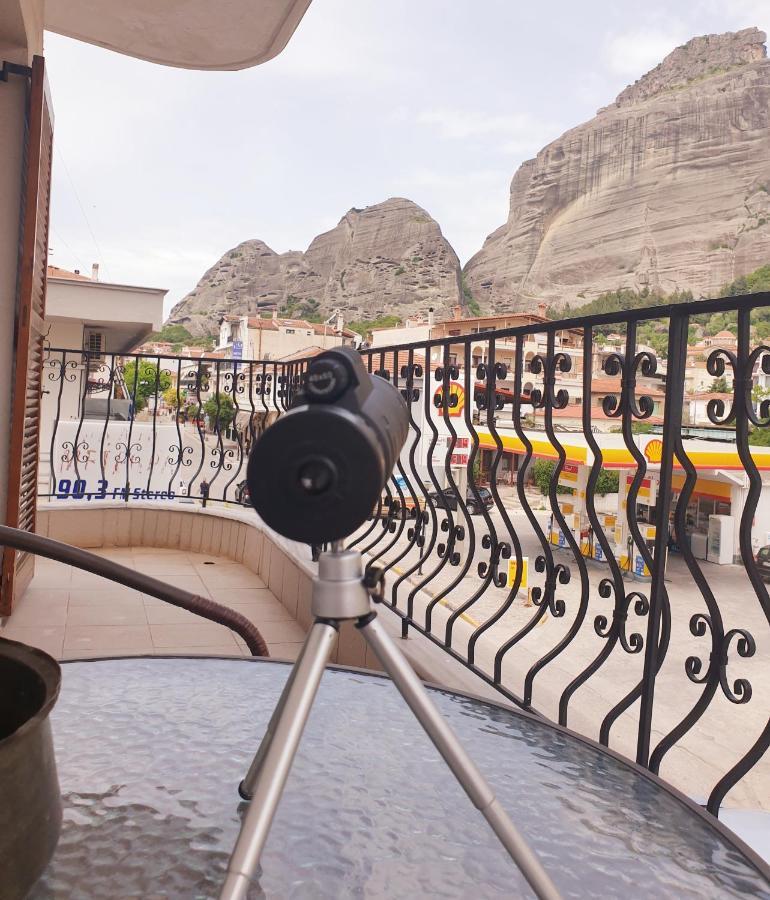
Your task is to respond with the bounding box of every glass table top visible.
[32,657,770,899]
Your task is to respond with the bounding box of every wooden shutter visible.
[1,56,53,615]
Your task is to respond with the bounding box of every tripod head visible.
[247,347,409,544]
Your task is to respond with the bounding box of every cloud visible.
[416,108,559,159]
[418,108,542,141]
[604,28,688,78]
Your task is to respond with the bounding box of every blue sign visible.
[232,340,243,360]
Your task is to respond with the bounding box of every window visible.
[285,328,295,334]
[84,329,105,360]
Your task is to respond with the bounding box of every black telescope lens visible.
[297,458,335,495]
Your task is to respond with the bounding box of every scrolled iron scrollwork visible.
[209,446,236,472]
[529,351,570,409]
[685,614,756,704]
[593,583,648,654]
[477,534,511,587]
[529,556,569,617]
[115,441,142,465]
[47,356,79,383]
[437,517,463,566]
[705,348,738,425]
[601,350,657,419]
[61,440,90,465]
[168,444,194,467]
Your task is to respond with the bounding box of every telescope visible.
[222,346,560,900]
[247,346,408,543]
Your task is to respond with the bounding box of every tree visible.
[147,323,215,350]
[347,315,401,338]
[530,459,570,495]
[163,385,186,409]
[595,469,619,496]
[122,360,171,411]
[531,459,555,495]
[203,394,236,430]
[461,274,482,316]
[710,376,730,393]
[748,426,770,446]
[279,295,324,322]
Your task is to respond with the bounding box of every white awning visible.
[45,0,312,71]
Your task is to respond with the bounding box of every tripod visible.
[219,546,560,900]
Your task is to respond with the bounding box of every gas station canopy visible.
[476,429,770,471]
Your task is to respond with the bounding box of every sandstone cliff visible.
[464,27,770,312]
[168,198,463,336]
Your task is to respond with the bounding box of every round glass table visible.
[31,657,770,899]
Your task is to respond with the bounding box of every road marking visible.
[387,563,480,627]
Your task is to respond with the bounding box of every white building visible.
[217,312,357,361]
[46,264,165,354]
[39,265,167,498]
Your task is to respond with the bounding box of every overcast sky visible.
[45,0,768,317]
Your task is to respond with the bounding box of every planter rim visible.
[0,637,61,748]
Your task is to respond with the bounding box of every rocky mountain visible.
[464,27,770,312]
[168,198,463,336]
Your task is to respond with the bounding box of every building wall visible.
[370,323,431,348]
[46,279,164,333]
[246,324,351,360]
[47,319,84,351]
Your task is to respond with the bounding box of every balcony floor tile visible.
[0,624,65,658]
[6,548,297,665]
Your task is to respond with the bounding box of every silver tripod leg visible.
[359,614,561,900]
[220,620,337,900]
[239,637,311,800]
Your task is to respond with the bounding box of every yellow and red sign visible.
[558,462,579,487]
[644,439,663,463]
[507,557,528,591]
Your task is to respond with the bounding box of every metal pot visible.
[0,638,62,900]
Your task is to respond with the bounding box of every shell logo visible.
[644,439,663,463]
[433,383,465,417]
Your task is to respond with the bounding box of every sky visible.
[44,1,769,317]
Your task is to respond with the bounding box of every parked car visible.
[373,489,425,520]
[428,486,494,515]
[756,546,770,581]
[235,479,252,506]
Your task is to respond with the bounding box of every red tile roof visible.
[47,265,90,281]
[551,405,665,424]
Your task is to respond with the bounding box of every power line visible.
[55,145,110,279]
[50,224,88,273]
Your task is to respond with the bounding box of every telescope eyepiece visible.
[304,356,351,402]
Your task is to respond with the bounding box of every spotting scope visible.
[247,347,409,543]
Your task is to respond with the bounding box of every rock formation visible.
[464,27,770,312]
[168,198,463,336]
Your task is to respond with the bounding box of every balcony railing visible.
[40,292,770,816]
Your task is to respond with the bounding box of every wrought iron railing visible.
[40,292,770,816]
[40,351,306,504]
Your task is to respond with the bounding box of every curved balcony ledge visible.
[31,499,502,702]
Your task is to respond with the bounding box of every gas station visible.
[476,428,770,576]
